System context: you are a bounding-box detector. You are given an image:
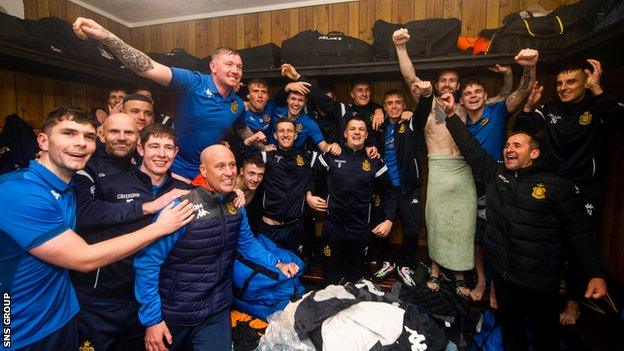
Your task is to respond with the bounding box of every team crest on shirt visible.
[296,123,303,133]
[362,160,371,172]
[226,202,238,215]
[262,114,270,122]
[531,183,547,199]
[480,117,490,125]
[295,154,305,167]
[323,245,332,257]
[79,341,95,351]
[398,123,407,134]
[231,101,239,113]
[579,111,592,125]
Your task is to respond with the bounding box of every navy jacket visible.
[260,148,318,223]
[310,146,397,234]
[71,166,188,301]
[134,187,282,327]
[447,115,605,292]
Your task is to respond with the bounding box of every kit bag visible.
[487,0,604,54]
[149,48,203,71]
[281,30,371,66]
[239,43,281,69]
[371,18,461,61]
[0,13,56,53]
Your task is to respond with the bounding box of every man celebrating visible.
[134,145,299,351]
[73,18,268,182]
[71,124,189,350]
[441,92,607,351]
[123,93,155,131]
[0,106,193,350]
[259,118,319,256]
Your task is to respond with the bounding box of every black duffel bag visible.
[239,43,281,69]
[0,13,57,53]
[281,30,371,66]
[371,18,461,61]
[487,0,604,54]
[149,48,203,71]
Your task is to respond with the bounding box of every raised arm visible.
[392,28,421,93]
[73,17,172,86]
[485,64,513,105]
[505,49,539,113]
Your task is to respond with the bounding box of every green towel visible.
[426,155,476,271]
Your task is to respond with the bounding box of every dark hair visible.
[123,93,153,106]
[346,114,368,131]
[508,131,541,150]
[242,153,265,169]
[211,47,241,61]
[108,87,127,95]
[42,106,96,133]
[383,89,406,101]
[349,81,371,91]
[460,77,486,94]
[139,124,176,147]
[275,117,296,130]
[247,79,269,89]
[286,89,307,100]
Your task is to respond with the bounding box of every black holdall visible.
[371,18,462,61]
[281,30,371,66]
[0,13,58,53]
[486,0,605,54]
[149,48,203,71]
[239,43,281,69]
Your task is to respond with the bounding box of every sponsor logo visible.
[194,203,209,218]
[116,193,140,200]
[205,88,213,97]
[50,190,61,200]
[333,160,346,168]
[585,203,595,217]
[498,174,509,184]
[547,113,561,125]
[3,293,10,348]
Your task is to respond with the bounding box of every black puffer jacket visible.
[447,115,605,292]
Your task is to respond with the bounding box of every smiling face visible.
[286,92,306,118]
[107,89,126,108]
[384,94,405,122]
[138,135,177,182]
[556,69,587,104]
[100,113,139,158]
[247,82,269,112]
[274,119,297,150]
[38,119,97,182]
[199,145,238,195]
[344,118,368,150]
[503,133,540,171]
[435,71,460,96]
[460,83,487,112]
[240,163,265,191]
[350,83,371,107]
[123,99,154,131]
[210,51,243,90]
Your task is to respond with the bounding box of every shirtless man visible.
[392,28,537,297]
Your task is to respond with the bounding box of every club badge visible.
[362,160,371,172]
[531,183,547,199]
[79,341,95,351]
[579,111,592,125]
[231,101,239,113]
[296,123,303,133]
[263,114,270,122]
[227,202,238,214]
[323,245,332,257]
[296,154,305,166]
[398,123,407,133]
[480,117,489,125]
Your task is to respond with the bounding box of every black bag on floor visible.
[149,48,203,71]
[239,43,281,69]
[281,30,371,66]
[487,0,605,54]
[371,18,461,61]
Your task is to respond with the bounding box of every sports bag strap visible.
[522,15,564,37]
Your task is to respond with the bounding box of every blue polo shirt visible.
[168,68,246,179]
[0,161,79,349]
[466,101,511,161]
[243,99,277,147]
[273,107,324,150]
[383,123,400,187]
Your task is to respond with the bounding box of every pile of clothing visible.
[258,279,447,351]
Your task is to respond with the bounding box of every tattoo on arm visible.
[235,127,266,150]
[486,70,513,105]
[506,68,534,111]
[102,36,154,74]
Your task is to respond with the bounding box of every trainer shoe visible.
[373,261,396,280]
[397,266,417,287]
